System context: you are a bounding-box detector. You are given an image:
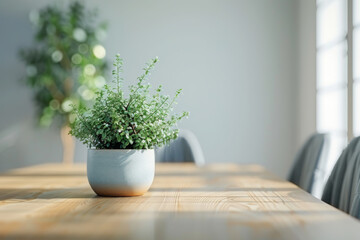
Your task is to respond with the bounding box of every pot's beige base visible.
[91,185,150,197]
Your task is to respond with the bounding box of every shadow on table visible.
[1,208,353,240]
[154,170,286,183]
[0,187,95,200]
[0,172,86,177]
[148,187,298,192]
[0,187,315,205]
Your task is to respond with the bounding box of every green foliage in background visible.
[69,54,189,149]
[19,1,107,127]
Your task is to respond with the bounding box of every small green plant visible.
[69,54,189,149]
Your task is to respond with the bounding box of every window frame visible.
[316,0,355,141]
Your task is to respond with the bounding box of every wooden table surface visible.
[0,163,359,239]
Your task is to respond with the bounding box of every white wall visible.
[296,0,317,150]
[0,0,298,177]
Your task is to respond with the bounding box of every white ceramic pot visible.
[87,149,155,197]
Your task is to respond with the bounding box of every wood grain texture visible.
[0,163,359,240]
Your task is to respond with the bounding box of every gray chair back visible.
[155,129,205,166]
[351,180,360,218]
[288,133,326,193]
[322,137,360,218]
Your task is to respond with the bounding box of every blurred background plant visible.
[18,1,107,163]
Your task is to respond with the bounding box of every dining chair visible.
[155,129,205,166]
[322,136,360,219]
[288,133,326,193]
[350,180,360,218]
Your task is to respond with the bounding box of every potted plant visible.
[19,1,107,164]
[70,54,189,196]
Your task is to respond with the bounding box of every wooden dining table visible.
[0,163,359,239]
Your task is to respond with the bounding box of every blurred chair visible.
[350,180,360,218]
[322,137,360,219]
[288,133,327,193]
[155,129,205,166]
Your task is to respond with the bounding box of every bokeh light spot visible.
[84,64,96,76]
[73,28,87,42]
[93,45,106,59]
[51,50,63,63]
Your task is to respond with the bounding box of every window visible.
[353,0,360,135]
[316,0,357,177]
